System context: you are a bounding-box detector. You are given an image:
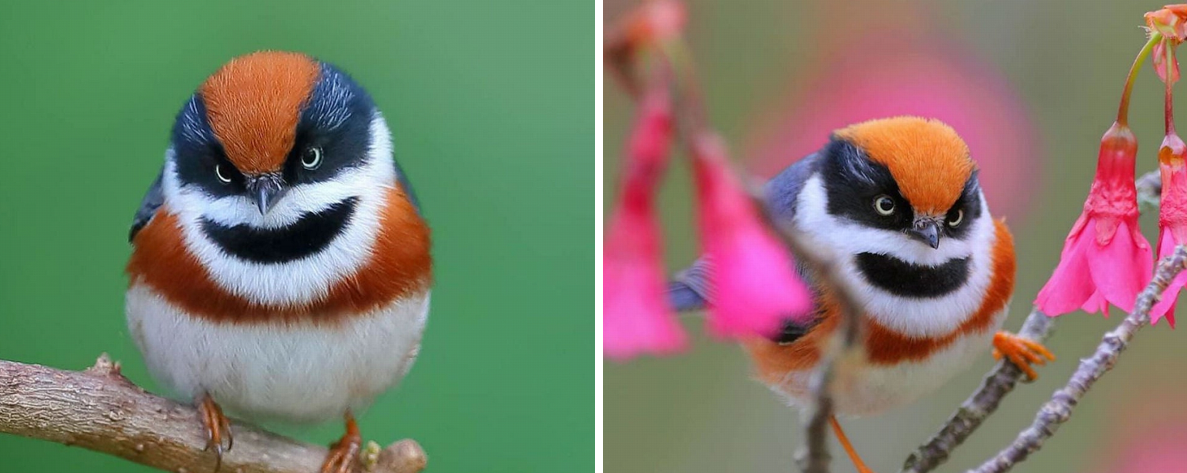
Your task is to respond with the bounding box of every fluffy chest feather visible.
[126,283,429,423]
[126,185,431,323]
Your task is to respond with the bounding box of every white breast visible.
[833,313,1003,416]
[125,283,429,424]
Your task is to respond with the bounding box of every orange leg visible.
[829,416,875,473]
[321,412,363,473]
[992,331,1055,381]
[197,393,233,471]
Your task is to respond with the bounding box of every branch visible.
[900,309,1053,473]
[901,169,1162,473]
[969,245,1187,473]
[0,355,427,473]
[753,193,864,473]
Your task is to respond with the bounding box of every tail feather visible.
[668,280,707,312]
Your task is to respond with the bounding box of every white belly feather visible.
[125,283,429,424]
[773,308,1007,417]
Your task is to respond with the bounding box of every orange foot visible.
[321,413,363,473]
[829,416,875,473]
[197,393,233,471]
[993,331,1055,381]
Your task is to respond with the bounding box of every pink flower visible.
[1148,8,1186,84]
[1035,122,1153,317]
[604,83,687,360]
[690,133,814,338]
[1152,134,1187,327]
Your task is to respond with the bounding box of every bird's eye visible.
[873,195,895,216]
[215,164,232,184]
[301,147,323,170]
[948,209,964,228]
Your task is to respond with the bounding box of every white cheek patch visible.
[794,176,976,266]
[160,114,401,307]
[794,175,1000,338]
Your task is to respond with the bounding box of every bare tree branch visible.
[900,309,1054,473]
[752,192,864,473]
[968,245,1187,473]
[900,169,1162,473]
[0,355,427,473]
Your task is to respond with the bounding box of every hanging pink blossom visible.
[691,133,814,338]
[1035,123,1153,317]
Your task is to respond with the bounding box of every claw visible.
[197,393,233,471]
[321,413,363,473]
[993,331,1055,381]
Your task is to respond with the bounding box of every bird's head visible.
[820,116,983,255]
[165,51,404,227]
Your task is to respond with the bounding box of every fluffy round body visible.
[126,284,428,423]
[125,52,432,424]
[745,117,1015,416]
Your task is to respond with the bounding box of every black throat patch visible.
[200,197,359,264]
[855,252,970,298]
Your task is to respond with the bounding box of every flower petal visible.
[1153,39,1181,85]
[692,134,814,339]
[1035,222,1096,316]
[1152,230,1183,327]
[1086,219,1153,315]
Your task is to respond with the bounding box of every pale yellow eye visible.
[948,209,964,227]
[873,195,895,216]
[302,147,323,170]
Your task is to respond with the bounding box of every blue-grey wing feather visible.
[392,159,422,215]
[763,151,822,221]
[129,168,165,243]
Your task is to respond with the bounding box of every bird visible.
[668,117,1052,473]
[124,51,432,473]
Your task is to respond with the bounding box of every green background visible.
[0,2,591,472]
[606,1,1187,473]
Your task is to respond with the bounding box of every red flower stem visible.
[1118,34,1160,126]
[655,40,711,142]
[1166,39,1178,134]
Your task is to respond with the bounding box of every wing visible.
[763,151,822,221]
[668,257,714,311]
[129,168,165,243]
[393,158,422,215]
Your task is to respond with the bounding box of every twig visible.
[753,193,864,473]
[0,354,427,473]
[901,170,1161,472]
[900,309,1054,473]
[968,246,1187,473]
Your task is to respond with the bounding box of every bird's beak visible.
[910,218,943,249]
[246,174,287,215]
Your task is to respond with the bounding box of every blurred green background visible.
[606,1,1187,472]
[0,2,590,472]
